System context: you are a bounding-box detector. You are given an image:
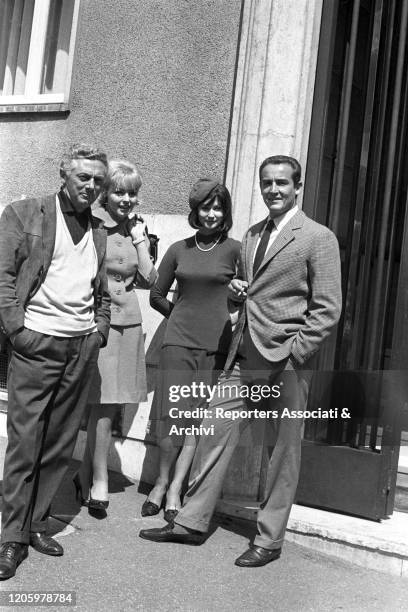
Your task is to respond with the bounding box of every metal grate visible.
[0,350,8,390]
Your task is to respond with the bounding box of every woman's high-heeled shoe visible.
[163,489,181,523]
[163,508,179,523]
[141,499,161,517]
[72,474,87,506]
[88,495,109,511]
[141,486,167,517]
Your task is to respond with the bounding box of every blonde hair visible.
[100,159,142,206]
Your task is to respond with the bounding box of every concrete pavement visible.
[0,463,407,612]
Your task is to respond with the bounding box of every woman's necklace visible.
[194,232,222,252]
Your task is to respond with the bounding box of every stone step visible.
[395,472,408,513]
[216,498,408,577]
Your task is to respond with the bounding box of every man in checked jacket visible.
[140,155,342,567]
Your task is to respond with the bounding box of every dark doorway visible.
[297,0,408,519]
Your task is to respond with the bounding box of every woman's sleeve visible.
[134,235,158,289]
[149,244,177,318]
[233,239,242,276]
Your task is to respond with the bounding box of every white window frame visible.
[0,0,80,112]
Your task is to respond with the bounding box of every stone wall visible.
[0,0,241,212]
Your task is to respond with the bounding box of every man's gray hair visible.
[59,143,108,179]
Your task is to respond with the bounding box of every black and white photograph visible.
[0,0,407,610]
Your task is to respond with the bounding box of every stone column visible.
[226,0,323,240]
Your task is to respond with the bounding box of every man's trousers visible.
[175,336,311,550]
[1,329,99,544]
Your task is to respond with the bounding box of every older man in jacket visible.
[139,155,342,567]
[0,144,110,580]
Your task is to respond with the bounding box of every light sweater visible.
[25,199,98,336]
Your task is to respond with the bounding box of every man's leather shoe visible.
[139,523,203,545]
[234,545,281,567]
[0,542,28,580]
[29,533,64,556]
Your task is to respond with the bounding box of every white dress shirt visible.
[253,205,299,264]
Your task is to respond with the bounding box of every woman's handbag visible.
[146,229,159,264]
[126,215,159,264]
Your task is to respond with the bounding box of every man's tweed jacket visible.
[0,194,111,343]
[225,209,342,370]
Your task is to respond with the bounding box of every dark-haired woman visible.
[142,178,240,522]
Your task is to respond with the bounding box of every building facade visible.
[1,0,407,518]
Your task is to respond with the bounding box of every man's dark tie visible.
[253,219,274,274]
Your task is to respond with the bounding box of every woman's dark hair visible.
[188,184,233,236]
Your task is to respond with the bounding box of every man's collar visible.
[58,188,91,217]
[268,205,299,230]
[58,188,76,213]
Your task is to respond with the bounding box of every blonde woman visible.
[74,160,157,513]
